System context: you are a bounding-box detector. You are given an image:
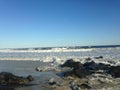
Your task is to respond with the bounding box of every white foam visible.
[0,48,93,53]
[0,47,120,66]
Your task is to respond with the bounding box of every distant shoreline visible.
[0,45,120,50]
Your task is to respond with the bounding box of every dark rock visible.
[107,61,116,64]
[61,60,96,78]
[108,66,120,78]
[63,67,93,78]
[94,56,103,59]
[49,82,56,86]
[84,61,110,71]
[61,59,83,69]
[78,84,91,89]
[0,72,34,85]
[60,59,116,78]
[84,61,97,69]
[97,63,110,70]
[64,71,76,77]
[84,61,95,66]
[85,57,92,61]
[27,75,34,81]
[74,67,93,78]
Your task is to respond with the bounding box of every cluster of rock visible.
[46,58,119,90]
[60,59,120,78]
[34,57,120,90]
[0,72,34,85]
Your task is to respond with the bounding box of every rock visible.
[61,59,115,78]
[35,67,43,72]
[48,78,56,85]
[36,66,58,72]
[85,57,92,61]
[62,60,95,78]
[83,61,97,70]
[94,56,103,59]
[84,61,110,71]
[27,75,34,81]
[97,63,110,70]
[64,70,76,77]
[48,78,62,87]
[63,67,93,78]
[78,83,91,89]
[108,66,120,78]
[61,59,83,69]
[0,72,34,85]
[70,81,78,90]
[74,67,93,78]
[107,61,116,64]
[70,81,91,90]
[61,60,93,78]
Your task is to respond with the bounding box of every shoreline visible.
[0,47,120,90]
[0,59,120,90]
[0,60,56,90]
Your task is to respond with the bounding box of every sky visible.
[0,0,120,48]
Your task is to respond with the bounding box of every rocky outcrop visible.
[74,67,93,78]
[0,72,34,85]
[61,59,83,69]
[83,61,110,71]
[46,58,120,90]
[60,59,120,78]
[108,66,120,78]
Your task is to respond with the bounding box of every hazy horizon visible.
[0,0,120,48]
[0,44,120,49]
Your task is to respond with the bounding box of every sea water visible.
[0,46,120,65]
[0,45,120,90]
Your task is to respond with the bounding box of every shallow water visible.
[0,60,53,90]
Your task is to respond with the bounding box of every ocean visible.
[0,45,120,90]
[0,45,120,63]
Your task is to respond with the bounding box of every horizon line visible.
[0,44,120,49]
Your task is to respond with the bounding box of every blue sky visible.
[0,0,120,48]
